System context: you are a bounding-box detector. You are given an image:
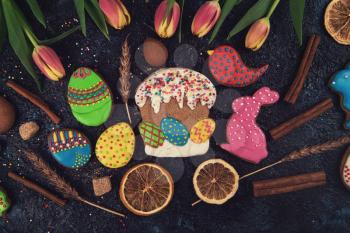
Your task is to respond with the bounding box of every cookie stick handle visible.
[77,197,126,218]
[5,81,61,124]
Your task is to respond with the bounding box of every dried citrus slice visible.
[193,159,239,205]
[119,163,174,216]
[324,0,350,45]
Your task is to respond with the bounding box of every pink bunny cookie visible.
[220,87,279,164]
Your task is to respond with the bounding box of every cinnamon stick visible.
[253,171,326,197]
[8,171,67,206]
[270,98,333,140]
[284,35,321,104]
[6,81,61,124]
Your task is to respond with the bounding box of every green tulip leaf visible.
[73,0,86,36]
[26,0,46,28]
[289,0,305,46]
[38,25,81,45]
[227,0,274,40]
[2,0,41,91]
[85,0,109,39]
[0,3,7,53]
[209,0,239,44]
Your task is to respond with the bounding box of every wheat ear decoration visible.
[119,36,132,124]
[23,150,125,218]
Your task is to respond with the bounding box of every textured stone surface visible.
[1,0,350,232]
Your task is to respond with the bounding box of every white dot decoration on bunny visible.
[220,87,279,164]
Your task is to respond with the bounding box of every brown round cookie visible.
[139,98,209,130]
[143,38,168,67]
[0,96,15,134]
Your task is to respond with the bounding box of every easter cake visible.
[135,68,217,157]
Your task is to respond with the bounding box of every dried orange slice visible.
[193,159,239,205]
[119,163,174,216]
[324,0,350,45]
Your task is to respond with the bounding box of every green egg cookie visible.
[68,67,112,126]
[0,187,10,217]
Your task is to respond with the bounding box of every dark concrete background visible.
[1,0,350,232]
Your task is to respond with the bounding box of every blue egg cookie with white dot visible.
[48,129,91,169]
[161,117,189,146]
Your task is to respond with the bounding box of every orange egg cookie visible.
[96,123,135,168]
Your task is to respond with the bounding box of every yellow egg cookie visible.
[96,123,135,168]
[190,118,216,144]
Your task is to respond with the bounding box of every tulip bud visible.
[245,17,270,51]
[154,0,181,38]
[191,0,221,38]
[99,0,131,30]
[32,46,66,81]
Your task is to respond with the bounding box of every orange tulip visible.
[32,45,65,81]
[245,18,270,51]
[154,0,181,38]
[99,0,131,30]
[191,0,221,38]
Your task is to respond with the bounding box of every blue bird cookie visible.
[329,65,350,129]
[48,129,91,168]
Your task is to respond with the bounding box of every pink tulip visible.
[99,0,131,30]
[191,0,221,38]
[32,45,65,81]
[245,18,271,51]
[154,0,180,38]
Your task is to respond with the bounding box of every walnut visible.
[19,121,39,140]
[92,176,112,196]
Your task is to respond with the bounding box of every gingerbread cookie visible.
[208,45,269,87]
[340,147,350,190]
[0,187,10,217]
[95,122,135,168]
[135,68,217,157]
[67,67,112,126]
[329,65,350,129]
[48,129,91,168]
[220,87,279,164]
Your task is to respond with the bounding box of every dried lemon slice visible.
[325,0,350,45]
[119,163,174,216]
[193,159,239,205]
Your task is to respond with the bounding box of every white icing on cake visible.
[145,140,209,157]
[135,68,217,113]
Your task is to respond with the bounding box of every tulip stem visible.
[266,0,280,19]
[24,28,39,47]
[178,0,185,43]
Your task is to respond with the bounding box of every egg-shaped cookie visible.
[48,129,91,169]
[190,118,216,144]
[0,187,10,217]
[67,67,112,126]
[139,121,165,148]
[96,123,135,168]
[161,117,189,146]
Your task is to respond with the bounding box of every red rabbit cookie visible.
[208,45,268,87]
